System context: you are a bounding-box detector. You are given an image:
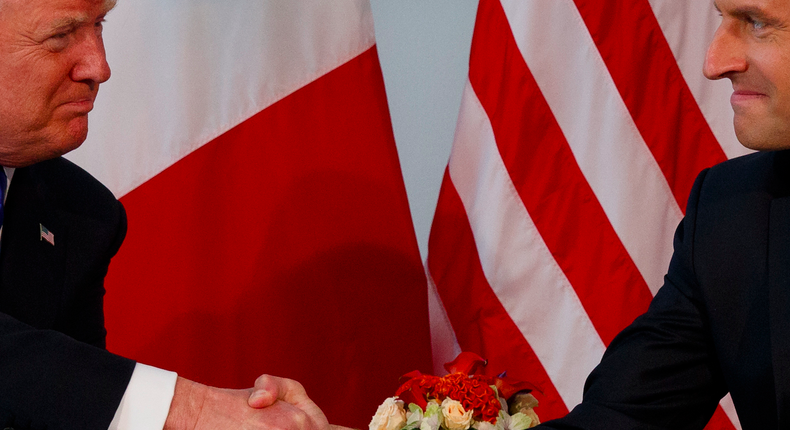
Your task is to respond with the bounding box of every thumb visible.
[249,374,330,429]
[247,384,278,408]
[248,374,306,409]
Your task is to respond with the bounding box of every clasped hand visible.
[164,374,354,430]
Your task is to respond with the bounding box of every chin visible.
[54,138,85,157]
[735,135,790,152]
[48,120,90,155]
[66,117,90,143]
[734,120,790,151]
[32,128,88,164]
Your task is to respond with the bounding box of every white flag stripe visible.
[71,0,376,198]
[501,0,682,294]
[647,0,750,160]
[719,394,743,430]
[450,83,606,409]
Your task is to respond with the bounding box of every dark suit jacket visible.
[0,157,135,430]
[539,150,790,430]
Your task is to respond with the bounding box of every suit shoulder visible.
[23,157,122,219]
[697,150,787,200]
[704,150,770,181]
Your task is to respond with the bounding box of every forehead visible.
[0,0,114,28]
[715,0,790,13]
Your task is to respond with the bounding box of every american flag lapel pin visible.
[39,223,55,246]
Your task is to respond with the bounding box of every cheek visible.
[756,50,790,105]
[7,54,69,106]
[0,79,58,129]
[773,57,790,114]
[0,92,43,134]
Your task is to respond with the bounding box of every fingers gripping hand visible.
[165,377,330,430]
[248,375,309,409]
[248,374,329,430]
[247,374,281,408]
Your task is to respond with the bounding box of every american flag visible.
[427,1,749,429]
[39,224,54,246]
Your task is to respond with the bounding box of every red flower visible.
[444,352,487,375]
[396,374,441,409]
[394,353,541,424]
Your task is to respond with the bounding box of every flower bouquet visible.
[369,353,541,430]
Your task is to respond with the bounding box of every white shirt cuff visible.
[109,363,178,430]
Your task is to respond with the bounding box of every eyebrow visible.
[727,6,783,26]
[43,8,110,35]
[47,15,90,32]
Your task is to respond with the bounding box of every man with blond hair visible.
[0,0,332,428]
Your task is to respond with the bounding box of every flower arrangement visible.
[369,353,541,430]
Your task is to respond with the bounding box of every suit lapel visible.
[0,166,67,328]
[769,195,790,427]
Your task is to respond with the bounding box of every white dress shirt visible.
[108,363,177,429]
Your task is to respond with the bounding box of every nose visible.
[703,22,748,80]
[70,31,111,87]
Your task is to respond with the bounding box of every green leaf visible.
[507,413,533,430]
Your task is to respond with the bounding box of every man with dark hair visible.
[538,1,790,428]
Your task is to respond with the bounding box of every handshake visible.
[162,374,354,430]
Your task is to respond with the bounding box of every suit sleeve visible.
[0,160,136,430]
[0,314,136,430]
[537,168,727,430]
[58,201,128,348]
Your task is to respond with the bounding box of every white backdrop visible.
[370,0,479,259]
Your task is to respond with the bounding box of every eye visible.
[44,32,70,52]
[744,14,771,35]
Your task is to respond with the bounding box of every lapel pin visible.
[39,223,55,246]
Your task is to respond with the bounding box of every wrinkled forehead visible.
[0,0,117,15]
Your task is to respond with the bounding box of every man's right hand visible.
[163,376,330,430]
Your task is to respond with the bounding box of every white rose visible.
[441,398,474,430]
[369,397,407,430]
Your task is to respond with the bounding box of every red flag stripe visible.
[427,170,569,421]
[705,407,741,430]
[573,0,728,213]
[468,0,653,346]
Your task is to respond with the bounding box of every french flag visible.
[68,1,431,428]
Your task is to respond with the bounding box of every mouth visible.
[59,98,95,114]
[731,89,768,106]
